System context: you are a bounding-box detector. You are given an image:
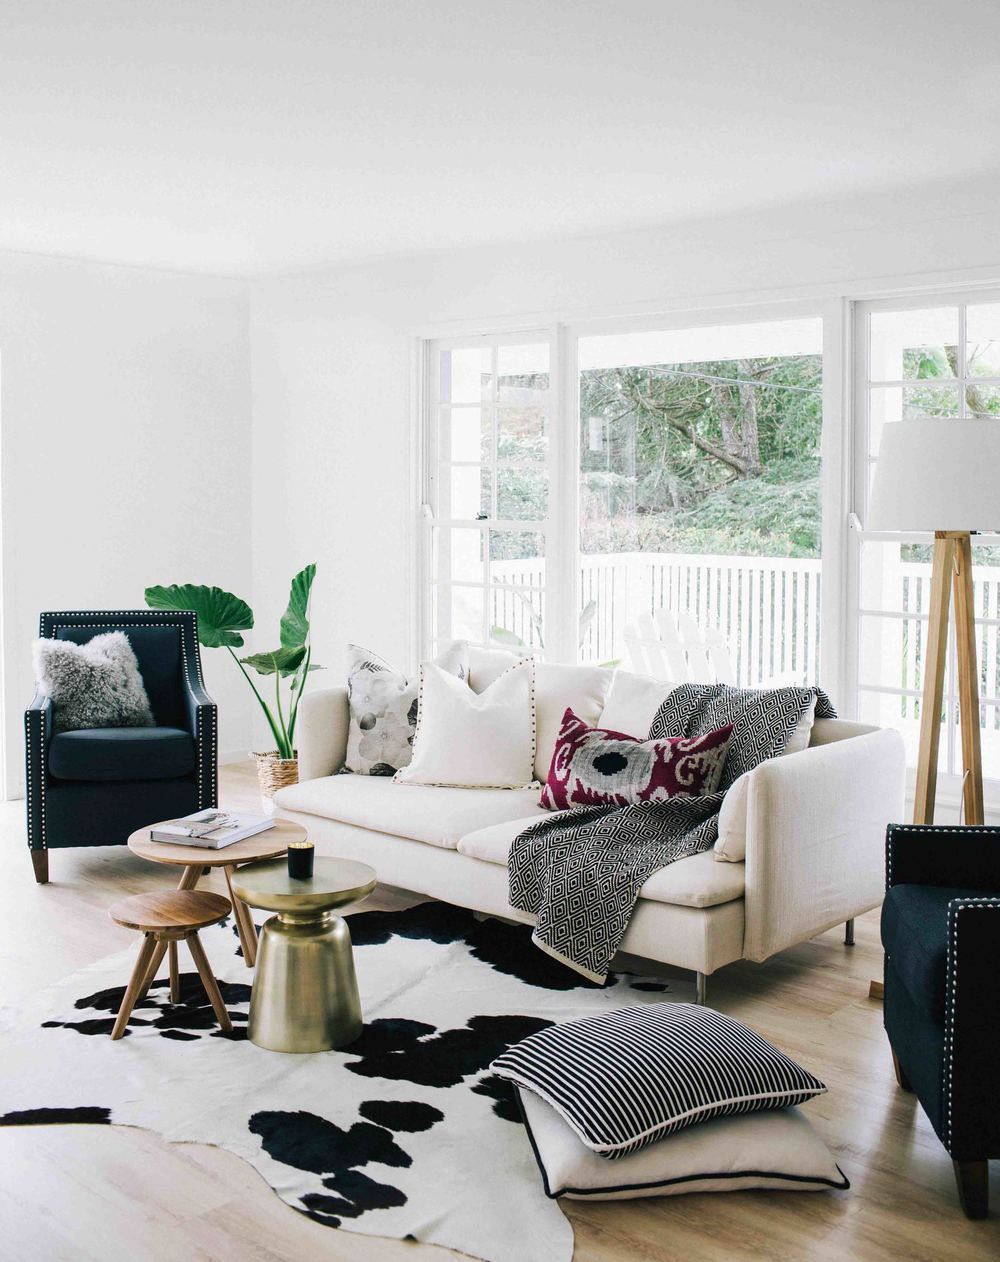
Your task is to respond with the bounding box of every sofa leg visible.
[891,1049,913,1092]
[30,849,49,885]
[696,972,707,1005]
[844,918,855,946]
[953,1159,989,1219]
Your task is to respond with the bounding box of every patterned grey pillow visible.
[345,641,469,775]
[33,632,155,733]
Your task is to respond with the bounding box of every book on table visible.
[149,809,275,849]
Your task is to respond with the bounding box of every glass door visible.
[424,334,554,656]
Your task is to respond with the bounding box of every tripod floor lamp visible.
[867,418,1000,826]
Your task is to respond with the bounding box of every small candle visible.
[287,840,314,879]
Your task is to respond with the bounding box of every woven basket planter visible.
[253,751,299,813]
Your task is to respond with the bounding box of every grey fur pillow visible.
[33,632,155,732]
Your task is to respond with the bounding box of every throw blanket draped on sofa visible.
[508,684,836,982]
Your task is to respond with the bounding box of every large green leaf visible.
[145,584,253,649]
[240,646,307,677]
[279,563,317,649]
[240,646,323,678]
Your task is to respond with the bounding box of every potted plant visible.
[145,565,320,809]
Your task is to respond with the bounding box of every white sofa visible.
[275,662,906,998]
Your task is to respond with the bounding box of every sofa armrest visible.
[297,686,350,781]
[944,897,1000,1157]
[886,824,1000,892]
[25,689,53,850]
[743,727,906,962]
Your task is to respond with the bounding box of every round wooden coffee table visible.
[232,857,377,1053]
[128,818,306,968]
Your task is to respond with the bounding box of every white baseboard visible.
[220,749,252,767]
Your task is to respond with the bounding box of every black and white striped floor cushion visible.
[491,1003,826,1159]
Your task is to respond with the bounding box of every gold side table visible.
[231,857,377,1053]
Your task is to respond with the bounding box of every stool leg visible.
[224,864,258,966]
[112,933,158,1040]
[137,939,169,1002]
[169,941,181,1003]
[187,932,232,1031]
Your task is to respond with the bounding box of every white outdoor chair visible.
[624,609,736,685]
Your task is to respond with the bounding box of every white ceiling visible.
[2,0,1000,277]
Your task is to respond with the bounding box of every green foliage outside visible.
[578,354,823,558]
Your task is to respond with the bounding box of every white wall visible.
[249,176,1000,694]
[0,252,253,794]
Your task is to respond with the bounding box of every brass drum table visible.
[128,818,306,968]
[231,857,377,1053]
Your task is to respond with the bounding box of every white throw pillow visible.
[518,1090,848,1200]
[469,645,524,693]
[713,695,818,862]
[534,663,612,782]
[597,670,673,738]
[395,658,536,789]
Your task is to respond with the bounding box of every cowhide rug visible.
[0,900,692,1262]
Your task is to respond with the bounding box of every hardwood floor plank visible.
[0,761,996,1260]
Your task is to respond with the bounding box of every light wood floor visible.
[1,763,997,1262]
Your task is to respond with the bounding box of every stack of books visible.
[149,809,275,850]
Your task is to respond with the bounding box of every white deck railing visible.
[492,550,822,687]
[491,550,1000,771]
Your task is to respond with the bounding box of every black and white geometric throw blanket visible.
[509,684,836,982]
[0,900,693,1262]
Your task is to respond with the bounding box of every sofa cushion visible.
[48,726,195,782]
[881,884,975,1022]
[535,663,611,782]
[597,670,673,738]
[274,774,547,850]
[457,817,744,909]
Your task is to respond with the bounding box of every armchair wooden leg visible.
[844,918,855,946]
[891,1049,913,1092]
[30,849,48,884]
[953,1159,989,1220]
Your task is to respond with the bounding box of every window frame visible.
[420,299,843,690]
[848,287,1000,797]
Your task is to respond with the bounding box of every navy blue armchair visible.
[881,823,1000,1218]
[25,610,217,883]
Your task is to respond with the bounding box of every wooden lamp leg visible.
[952,533,985,825]
[913,533,955,825]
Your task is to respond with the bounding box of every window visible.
[423,314,827,692]
[423,335,555,654]
[576,317,824,681]
[852,292,1000,781]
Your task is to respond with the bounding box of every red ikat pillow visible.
[540,708,733,811]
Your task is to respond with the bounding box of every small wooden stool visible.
[108,890,234,1040]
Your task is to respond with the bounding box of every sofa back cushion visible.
[535,663,611,782]
[53,624,184,727]
[597,670,673,738]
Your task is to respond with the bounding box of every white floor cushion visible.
[518,1090,848,1199]
[276,775,547,849]
[457,818,744,908]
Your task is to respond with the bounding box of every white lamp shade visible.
[867,419,1000,532]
